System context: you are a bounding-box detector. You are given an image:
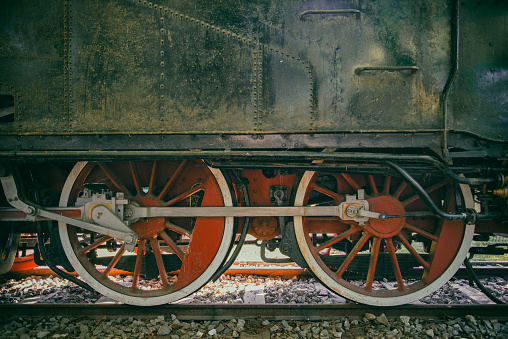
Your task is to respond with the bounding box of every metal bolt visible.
[345,204,359,218]
[27,206,36,216]
[124,206,134,218]
[125,234,135,244]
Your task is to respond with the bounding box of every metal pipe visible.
[36,222,94,292]
[441,0,460,156]
[464,257,504,304]
[299,9,361,20]
[385,161,475,222]
[0,150,500,185]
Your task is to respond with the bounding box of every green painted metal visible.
[0,0,506,143]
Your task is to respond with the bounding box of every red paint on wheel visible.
[175,176,225,290]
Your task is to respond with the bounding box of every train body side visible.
[0,0,506,146]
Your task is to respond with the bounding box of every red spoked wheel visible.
[59,160,234,306]
[293,171,474,306]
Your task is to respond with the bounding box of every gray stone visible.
[387,329,398,337]
[36,331,50,338]
[262,320,270,326]
[425,329,435,337]
[158,325,172,336]
[399,315,410,324]
[238,319,246,328]
[365,313,376,321]
[465,315,477,326]
[375,313,390,327]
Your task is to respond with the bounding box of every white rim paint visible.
[59,161,234,306]
[293,171,474,306]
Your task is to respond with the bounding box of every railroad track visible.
[5,261,508,280]
[1,304,508,321]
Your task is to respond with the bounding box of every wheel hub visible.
[365,196,405,238]
[129,196,166,239]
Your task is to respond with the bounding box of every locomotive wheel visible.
[0,228,20,274]
[293,171,474,306]
[58,160,234,306]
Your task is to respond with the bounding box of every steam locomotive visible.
[0,0,506,306]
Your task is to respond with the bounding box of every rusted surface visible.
[1,1,505,141]
[1,304,508,321]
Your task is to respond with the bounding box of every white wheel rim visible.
[59,161,234,306]
[293,171,474,306]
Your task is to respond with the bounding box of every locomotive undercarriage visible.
[0,153,506,306]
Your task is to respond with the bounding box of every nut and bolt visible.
[125,234,135,244]
[26,206,37,216]
[345,204,359,218]
[124,206,134,218]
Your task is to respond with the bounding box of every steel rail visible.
[1,304,507,321]
[5,263,508,281]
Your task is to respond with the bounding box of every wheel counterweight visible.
[293,171,474,306]
[58,160,234,306]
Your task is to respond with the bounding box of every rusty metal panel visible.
[0,0,506,143]
[69,0,255,133]
[448,0,508,142]
[0,0,67,134]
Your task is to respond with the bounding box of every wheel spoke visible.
[150,237,170,291]
[165,183,206,207]
[78,236,112,256]
[130,239,146,292]
[165,222,192,237]
[368,175,378,195]
[335,233,371,278]
[340,173,360,190]
[386,238,406,291]
[148,160,157,195]
[393,181,407,198]
[159,231,185,261]
[402,180,447,207]
[100,244,126,279]
[383,176,391,194]
[396,234,430,270]
[365,237,381,291]
[316,226,361,252]
[158,160,188,200]
[310,183,342,203]
[97,163,132,197]
[404,222,438,242]
[129,161,142,196]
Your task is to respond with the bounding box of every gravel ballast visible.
[1,313,507,338]
[1,275,507,305]
[1,274,507,338]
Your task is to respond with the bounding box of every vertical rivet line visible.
[256,43,263,131]
[252,42,262,131]
[63,0,72,133]
[333,47,344,116]
[308,62,314,130]
[159,13,166,131]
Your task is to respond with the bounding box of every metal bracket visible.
[0,174,138,252]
